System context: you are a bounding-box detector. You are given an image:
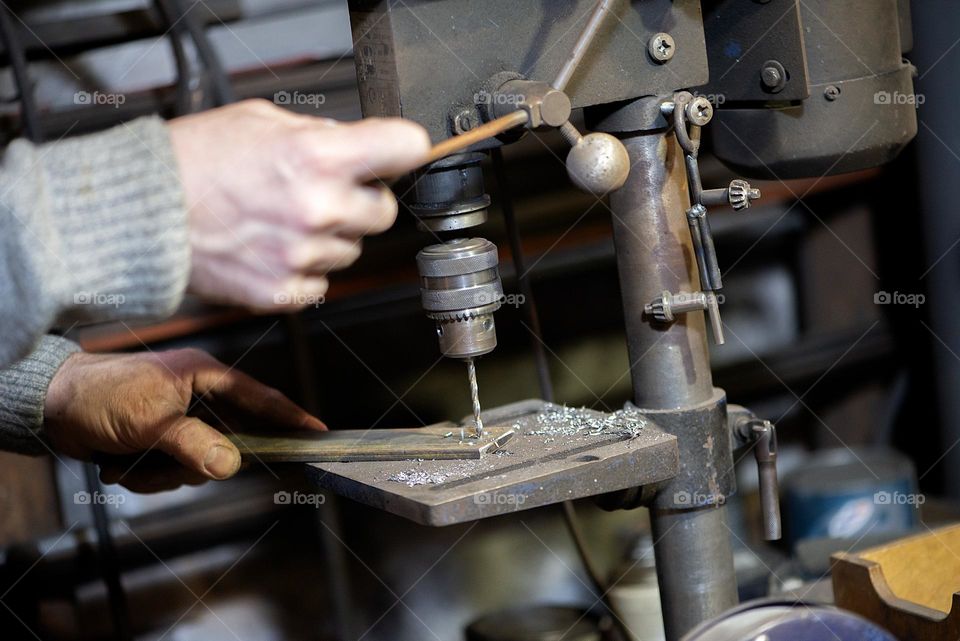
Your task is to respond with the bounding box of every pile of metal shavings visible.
[385,457,497,487]
[387,468,452,487]
[521,403,646,440]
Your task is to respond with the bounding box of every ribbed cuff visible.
[38,117,190,323]
[0,335,80,455]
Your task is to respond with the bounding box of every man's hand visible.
[43,348,325,492]
[169,99,431,311]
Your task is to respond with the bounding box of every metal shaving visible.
[522,403,646,439]
[385,404,644,487]
[387,469,453,487]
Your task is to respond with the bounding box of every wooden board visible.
[227,425,515,463]
[832,523,960,641]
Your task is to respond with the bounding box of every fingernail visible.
[204,446,240,479]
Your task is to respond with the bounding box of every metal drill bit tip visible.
[466,358,483,438]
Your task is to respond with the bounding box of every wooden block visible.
[226,425,515,463]
[832,523,960,641]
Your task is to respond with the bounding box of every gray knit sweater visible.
[0,117,188,454]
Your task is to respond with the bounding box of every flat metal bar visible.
[228,426,515,463]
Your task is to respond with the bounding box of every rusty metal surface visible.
[306,399,678,526]
[348,0,708,145]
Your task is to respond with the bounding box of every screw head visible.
[686,96,714,126]
[648,32,676,63]
[824,85,841,101]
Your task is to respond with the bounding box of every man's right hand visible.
[169,100,431,311]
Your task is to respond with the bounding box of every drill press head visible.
[416,238,503,360]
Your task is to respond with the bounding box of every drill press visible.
[333,0,918,638]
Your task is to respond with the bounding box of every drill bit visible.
[466,357,483,438]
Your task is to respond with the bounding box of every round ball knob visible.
[565,133,630,196]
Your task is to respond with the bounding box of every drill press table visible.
[305,399,678,526]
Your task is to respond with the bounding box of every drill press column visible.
[600,110,738,639]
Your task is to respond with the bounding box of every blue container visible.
[783,448,920,548]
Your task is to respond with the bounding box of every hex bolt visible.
[648,32,676,63]
[824,85,841,101]
[453,110,477,135]
[760,60,787,93]
[761,66,781,88]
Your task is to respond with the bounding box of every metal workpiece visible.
[306,400,679,527]
[405,153,490,232]
[649,506,739,640]
[416,238,503,360]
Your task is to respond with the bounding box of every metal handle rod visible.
[423,110,528,165]
[552,0,616,92]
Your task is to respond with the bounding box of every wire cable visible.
[0,4,42,140]
[160,0,236,106]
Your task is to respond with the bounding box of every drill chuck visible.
[416,238,503,359]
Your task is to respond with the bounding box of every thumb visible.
[157,416,241,480]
